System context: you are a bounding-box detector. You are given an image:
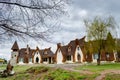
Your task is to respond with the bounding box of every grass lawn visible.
[76,63,120,73]
[0,65,87,80]
[0,64,7,70]
[105,74,120,80]
[75,63,120,80]
[0,63,120,80]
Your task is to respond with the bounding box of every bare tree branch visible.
[0,0,69,42]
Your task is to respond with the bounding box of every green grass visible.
[0,65,32,80]
[76,63,120,73]
[44,68,86,80]
[13,65,32,72]
[0,65,87,80]
[105,74,120,80]
[75,63,120,80]
[0,64,7,70]
[0,63,120,80]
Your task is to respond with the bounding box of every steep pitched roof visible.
[68,40,77,55]
[41,48,54,58]
[18,48,35,58]
[60,45,68,55]
[11,41,19,50]
[56,36,85,56]
[18,48,26,58]
[78,36,85,47]
[32,47,54,58]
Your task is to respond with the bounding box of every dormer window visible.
[68,47,71,52]
[44,51,47,54]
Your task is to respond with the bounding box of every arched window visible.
[77,47,80,50]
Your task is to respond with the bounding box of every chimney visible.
[36,46,39,50]
[57,43,61,48]
[26,44,29,54]
[49,47,51,50]
[75,39,79,45]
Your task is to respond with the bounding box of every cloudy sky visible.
[0,0,120,60]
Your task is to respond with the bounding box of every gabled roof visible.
[78,36,85,46]
[32,47,54,58]
[18,48,35,58]
[11,41,19,50]
[40,48,54,58]
[56,36,85,56]
[60,45,68,55]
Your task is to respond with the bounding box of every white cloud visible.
[0,49,11,60]
[78,10,88,17]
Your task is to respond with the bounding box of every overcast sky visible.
[0,0,120,60]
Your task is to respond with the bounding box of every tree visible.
[105,32,115,53]
[84,16,116,65]
[114,38,120,62]
[0,0,69,42]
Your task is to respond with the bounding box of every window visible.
[44,51,47,54]
[77,47,80,50]
[37,52,39,54]
[43,58,47,62]
[93,54,98,59]
[68,47,71,52]
[59,49,61,52]
[106,53,110,58]
[19,58,23,62]
[67,55,71,61]
[29,58,32,62]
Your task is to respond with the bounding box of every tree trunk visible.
[97,51,101,65]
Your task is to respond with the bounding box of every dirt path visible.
[52,64,93,75]
[95,70,120,80]
[51,64,120,80]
